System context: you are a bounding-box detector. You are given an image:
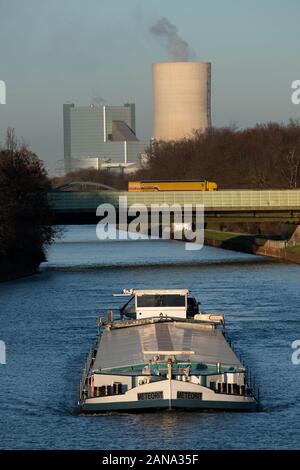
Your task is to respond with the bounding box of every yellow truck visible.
[128,180,218,192]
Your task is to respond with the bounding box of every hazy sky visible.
[0,0,300,174]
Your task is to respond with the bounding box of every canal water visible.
[0,225,300,449]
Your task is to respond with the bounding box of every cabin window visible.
[136,294,185,308]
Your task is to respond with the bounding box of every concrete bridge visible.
[48,188,300,224]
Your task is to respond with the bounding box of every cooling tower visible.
[152,61,211,141]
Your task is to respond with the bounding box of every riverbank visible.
[0,264,39,282]
[204,229,300,265]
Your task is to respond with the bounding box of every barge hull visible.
[80,399,258,413]
[79,379,258,413]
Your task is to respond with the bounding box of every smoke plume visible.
[149,17,195,61]
[91,95,106,106]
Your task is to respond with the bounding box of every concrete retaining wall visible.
[204,234,300,265]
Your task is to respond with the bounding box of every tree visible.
[280,148,300,188]
[134,121,300,190]
[0,129,55,279]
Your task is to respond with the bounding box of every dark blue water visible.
[0,225,300,449]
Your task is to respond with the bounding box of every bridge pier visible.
[287,225,300,245]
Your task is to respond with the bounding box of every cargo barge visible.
[78,289,258,412]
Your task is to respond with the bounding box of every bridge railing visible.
[48,190,300,212]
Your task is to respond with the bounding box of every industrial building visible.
[152,61,211,141]
[63,102,148,174]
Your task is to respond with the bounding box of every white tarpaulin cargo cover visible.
[93,321,242,371]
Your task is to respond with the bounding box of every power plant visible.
[63,61,212,174]
[63,102,148,174]
[152,61,211,141]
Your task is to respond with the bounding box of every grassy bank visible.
[204,229,256,254]
[204,229,251,242]
[286,245,300,255]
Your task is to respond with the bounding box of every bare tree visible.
[281,148,300,188]
[0,128,55,279]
